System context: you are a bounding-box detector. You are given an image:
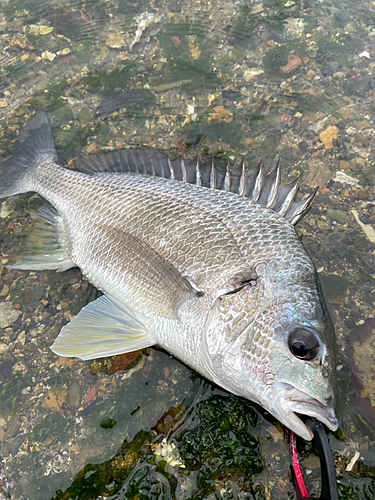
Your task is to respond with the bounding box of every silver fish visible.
[0,113,338,440]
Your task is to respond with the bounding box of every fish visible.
[0,112,338,440]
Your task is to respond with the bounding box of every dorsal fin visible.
[76,150,316,225]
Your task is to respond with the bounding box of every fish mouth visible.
[272,382,339,441]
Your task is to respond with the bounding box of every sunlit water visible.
[0,0,375,498]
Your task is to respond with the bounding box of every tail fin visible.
[0,112,57,199]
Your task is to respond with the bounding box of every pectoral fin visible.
[51,295,157,360]
[7,204,75,272]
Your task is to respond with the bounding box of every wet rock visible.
[77,108,93,126]
[319,274,349,304]
[5,432,23,456]
[106,33,125,49]
[0,302,22,329]
[327,209,347,225]
[305,159,333,189]
[347,319,375,431]
[67,380,82,408]
[300,454,321,470]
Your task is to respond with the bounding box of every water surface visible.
[1,0,375,498]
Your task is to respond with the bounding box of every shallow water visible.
[0,0,375,498]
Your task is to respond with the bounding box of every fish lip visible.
[273,382,339,441]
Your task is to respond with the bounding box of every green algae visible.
[157,21,219,94]
[52,430,152,500]
[181,114,244,151]
[84,62,136,93]
[231,0,304,48]
[337,475,375,499]
[177,395,264,498]
[48,394,265,500]
[33,412,73,442]
[316,34,355,69]
[263,41,308,72]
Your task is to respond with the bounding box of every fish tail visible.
[0,112,58,199]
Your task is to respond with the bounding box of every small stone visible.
[27,25,54,35]
[281,55,302,73]
[319,125,338,149]
[250,4,264,14]
[327,209,347,225]
[339,160,350,171]
[106,33,125,49]
[70,444,80,454]
[207,106,233,123]
[339,106,355,119]
[12,362,27,374]
[41,51,56,61]
[60,302,69,310]
[359,51,370,59]
[16,331,26,347]
[86,143,96,154]
[68,381,82,408]
[243,68,264,81]
[306,69,315,80]
[0,302,22,328]
[300,455,321,470]
[0,101,7,108]
[0,342,9,354]
[0,285,9,297]
[77,108,92,126]
[171,36,180,47]
[334,171,361,187]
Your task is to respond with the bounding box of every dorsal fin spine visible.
[210,158,216,189]
[286,187,318,225]
[224,164,231,192]
[267,160,281,208]
[181,157,187,183]
[278,176,302,216]
[196,159,202,187]
[252,162,263,201]
[168,158,175,180]
[81,148,316,225]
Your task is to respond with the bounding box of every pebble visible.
[326,209,347,225]
[0,302,22,329]
[16,331,26,347]
[0,342,9,354]
[243,68,264,81]
[281,55,302,73]
[319,125,338,149]
[300,455,320,470]
[0,285,9,297]
[171,36,180,47]
[68,380,82,408]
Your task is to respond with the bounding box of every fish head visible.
[202,260,338,440]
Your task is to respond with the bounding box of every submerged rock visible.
[0,302,21,329]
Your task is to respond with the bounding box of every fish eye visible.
[288,328,319,361]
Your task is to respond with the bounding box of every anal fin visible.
[7,204,75,272]
[51,295,157,360]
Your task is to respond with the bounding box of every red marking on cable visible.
[290,431,309,498]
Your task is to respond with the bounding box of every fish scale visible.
[0,112,339,440]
